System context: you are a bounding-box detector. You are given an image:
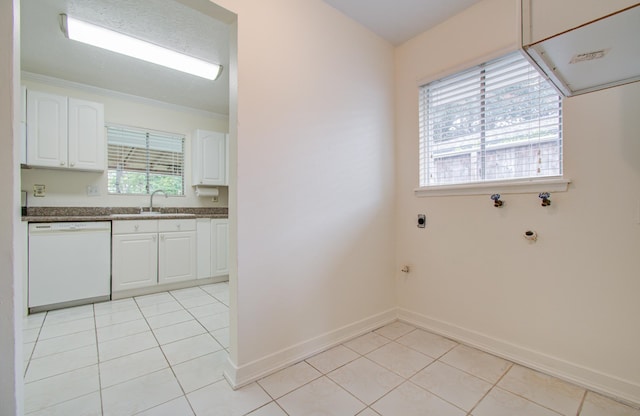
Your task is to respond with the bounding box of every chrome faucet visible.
[149,190,167,213]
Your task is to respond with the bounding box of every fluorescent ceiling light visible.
[60,14,222,81]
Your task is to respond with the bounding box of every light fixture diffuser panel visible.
[62,14,222,81]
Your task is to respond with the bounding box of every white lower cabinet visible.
[212,219,229,276]
[112,219,196,293]
[196,218,212,279]
[158,226,197,285]
[196,218,229,279]
[112,232,158,291]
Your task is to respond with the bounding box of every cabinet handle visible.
[177,224,181,230]
[70,162,75,167]
[160,235,165,240]
[60,161,65,166]
[153,235,157,241]
[134,224,139,230]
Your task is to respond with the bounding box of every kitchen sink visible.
[110,212,196,218]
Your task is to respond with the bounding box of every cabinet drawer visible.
[158,219,196,232]
[112,220,158,234]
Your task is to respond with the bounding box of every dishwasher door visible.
[28,222,111,311]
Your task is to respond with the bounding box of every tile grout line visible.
[246,381,292,416]
[465,361,513,416]
[135,291,199,416]
[92,303,105,416]
[491,368,577,416]
[171,288,228,350]
[575,390,588,416]
[23,284,229,416]
[376,342,470,414]
[23,311,48,378]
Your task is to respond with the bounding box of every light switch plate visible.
[33,184,45,197]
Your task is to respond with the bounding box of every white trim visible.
[223,308,398,389]
[416,43,519,87]
[415,177,570,197]
[21,71,228,120]
[398,308,640,407]
[520,0,532,47]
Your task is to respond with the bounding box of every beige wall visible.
[213,0,397,384]
[21,78,229,208]
[395,0,640,404]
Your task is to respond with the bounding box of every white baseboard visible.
[398,308,640,407]
[224,308,398,389]
[111,276,227,300]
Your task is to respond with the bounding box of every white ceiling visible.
[21,0,483,115]
[21,0,231,115]
[322,0,483,45]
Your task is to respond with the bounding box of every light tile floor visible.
[23,286,640,416]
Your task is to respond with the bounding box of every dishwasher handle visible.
[29,222,112,233]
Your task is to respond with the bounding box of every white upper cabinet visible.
[68,98,105,170]
[26,90,105,171]
[26,90,68,168]
[192,129,228,186]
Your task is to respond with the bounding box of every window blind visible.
[107,125,185,195]
[419,51,563,187]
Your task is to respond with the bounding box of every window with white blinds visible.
[107,125,185,195]
[419,51,563,187]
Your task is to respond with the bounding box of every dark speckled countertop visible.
[23,207,228,223]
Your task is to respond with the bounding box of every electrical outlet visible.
[33,184,45,197]
[212,196,219,202]
[87,185,100,196]
[417,214,426,228]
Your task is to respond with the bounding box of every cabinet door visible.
[196,218,212,279]
[193,130,227,186]
[68,98,105,171]
[112,233,158,292]
[158,231,197,284]
[26,91,68,168]
[20,86,27,165]
[211,219,229,276]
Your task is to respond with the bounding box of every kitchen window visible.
[418,51,563,192]
[107,125,185,196]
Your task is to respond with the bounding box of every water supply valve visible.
[539,192,551,207]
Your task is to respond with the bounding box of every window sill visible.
[414,177,570,197]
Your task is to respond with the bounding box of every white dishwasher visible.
[28,221,111,312]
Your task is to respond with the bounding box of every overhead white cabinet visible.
[68,98,105,170]
[26,90,105,171]
[192,129,228,186]
[112,219,196,294]
[196,218,229,279]
[26,91,67,168]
